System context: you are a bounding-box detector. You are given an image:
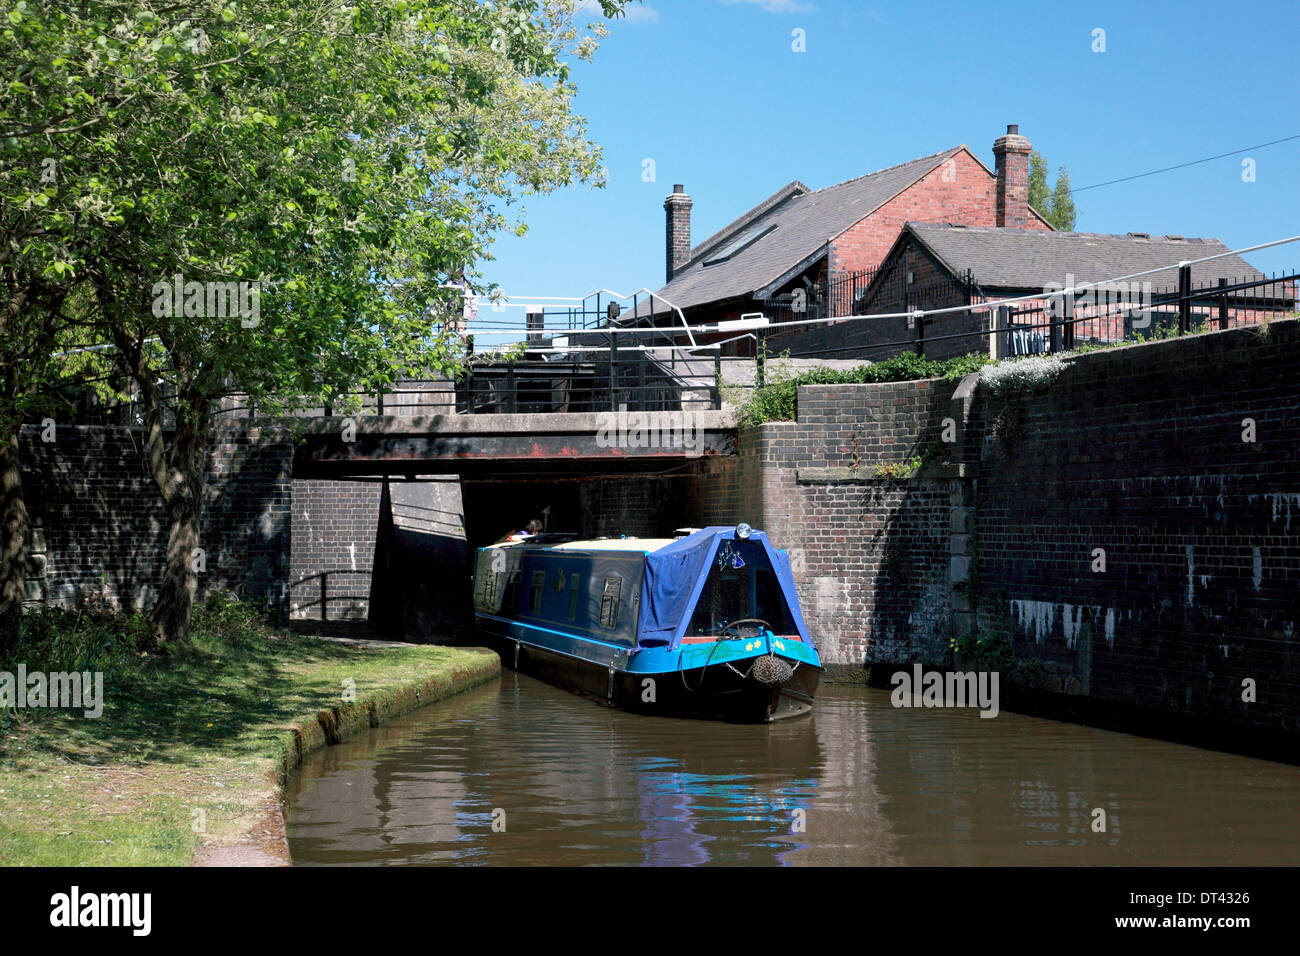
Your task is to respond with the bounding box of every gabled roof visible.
[901,222,1282,294]
[637,147,967,317]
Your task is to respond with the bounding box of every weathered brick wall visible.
[288,479,381,621]
[692,378,962,666]
[975,321,1300,734]
[21,421,292,617]
[692,319,1300,745]
[578,475,696,538]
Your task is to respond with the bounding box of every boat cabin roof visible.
[482,536,679,553]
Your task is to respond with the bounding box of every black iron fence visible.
[998,270,1297,357]
[762,268,878,326]
[455,355,720,414]
[761,268,1297,362]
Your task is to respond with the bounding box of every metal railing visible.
[759,269,1297,362]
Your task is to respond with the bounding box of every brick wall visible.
[578,475,696,539]
[974,321,1300,735]
[691,378,962,667]
[693,320,1300,745]
[288,479,382,621]
[827,148,1050,281]
[21,421,292,617]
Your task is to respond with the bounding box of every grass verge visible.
[0,594,499,866]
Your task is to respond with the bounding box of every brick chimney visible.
[993,124,1032,228]
[664,184,692,282]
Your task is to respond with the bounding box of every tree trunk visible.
[0,414,28,660]
[107,304,213,650]
[146,409,209,649]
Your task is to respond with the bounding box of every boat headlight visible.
[735,523,752,539]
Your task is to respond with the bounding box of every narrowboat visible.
[471,525,822,722]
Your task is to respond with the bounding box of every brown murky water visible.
[283,673,1300,865]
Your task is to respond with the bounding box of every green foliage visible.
[871,441,950,480]
[872,456,922,480]
[948,631,1016,672]
[1028,151,1078,230]
[2,606,150,676]
[1028,151,1050,213]
[736,351,990,426]
[993,400,1025,457]
[2,0,629,413]
[1048,167,1077,231]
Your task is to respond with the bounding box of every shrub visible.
[978,355,1065,398]
[737,351,990,426]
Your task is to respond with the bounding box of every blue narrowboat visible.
[471,525,822,722]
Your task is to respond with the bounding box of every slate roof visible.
[635,147,967,318]
[904,223,1284,296]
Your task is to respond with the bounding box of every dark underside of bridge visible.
[291,412,737,481]
[290,413,738,641]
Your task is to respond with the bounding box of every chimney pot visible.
[1007,124,1018,135]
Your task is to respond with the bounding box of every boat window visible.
[599,575,622,629]
[529,571,545,613]
[503,570,520,612]
[567,575,581,620]
[685,541,798,638]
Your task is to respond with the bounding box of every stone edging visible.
[193,647,501,867]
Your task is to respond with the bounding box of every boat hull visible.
[477,625,820,723]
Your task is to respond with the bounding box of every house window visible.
[530,571,545,614]
[567,575,581,621]
[599,575,622,629]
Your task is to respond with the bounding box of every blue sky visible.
[482,0,1299,305]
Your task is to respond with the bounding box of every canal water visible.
[283,672,1300,866]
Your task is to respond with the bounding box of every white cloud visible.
[719,0,815,12]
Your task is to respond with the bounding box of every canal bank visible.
[0,603,499,867]
[197,637,501,867]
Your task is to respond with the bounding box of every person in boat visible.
[496,518,543,544]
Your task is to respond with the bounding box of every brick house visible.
[633,124,1052,350]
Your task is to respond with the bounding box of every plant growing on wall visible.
[978,355,1065,398]
[736,352,990,426]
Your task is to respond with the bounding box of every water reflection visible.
[284,672,1300,866]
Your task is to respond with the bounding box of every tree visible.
[3,0,627,648]
[1027,151,1078,231]
[1028,151,1050,216]
[1048,167,1077,231]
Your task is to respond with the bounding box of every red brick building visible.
[633,124,1052,347]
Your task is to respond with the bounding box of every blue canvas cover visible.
[636,527,811,649]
